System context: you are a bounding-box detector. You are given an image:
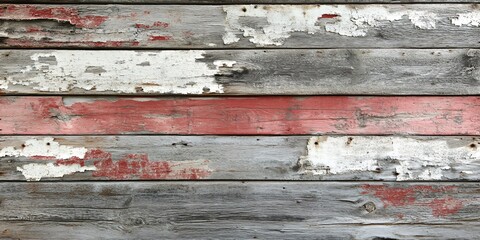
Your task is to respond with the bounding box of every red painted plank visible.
[0,96,478,135]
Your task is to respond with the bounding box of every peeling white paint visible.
[223,5,437,46]
[214,60,237,67]
[299,136,379,175]
[452,12,480,26]
[0,137,87,159]
[1,50,234,94]
[299,136,479,181]
[17,163,96,181]
[407,11,438,29]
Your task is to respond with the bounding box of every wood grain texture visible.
[2,4,480,48]
[2,49,480,95]
[2,223,479,240]
[0,136,478,181]
[1,96,479,135]
[0,182,479,239]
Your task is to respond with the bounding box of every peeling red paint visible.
[26,27,42,33]
[92,153,173,180]
[90,41,140,47]
[135,21,169,29]
[56,158,86,167]
[427,197,463,217]
[319,14,339,19]
[149,35,172,41]
[1,5,108,28]
[3,39,140,48]
[153,21,169,28]
[361,185,457,207]
[361,185,464,218]
[31,156,58,160]
[135,23,151,29]
[51,149,211,180]
[361,185,417,206]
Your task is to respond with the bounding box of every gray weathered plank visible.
[2,222,479,240]
[1,136,478,181]
[0,182,479,239]
[2,49,480,95]
[3,4,480,48]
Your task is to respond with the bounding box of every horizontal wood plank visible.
[0,96,479,135]
[0,136,478,181]
[2,4,480,48]
[2,49,480,95]
[0,182,479,239]
[2,222,479,240]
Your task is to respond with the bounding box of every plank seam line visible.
[3,47,480,51]
[0,180,478,183]
[2,2,480,6]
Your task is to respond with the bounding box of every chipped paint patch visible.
[428,197,464,217]
[2,50,231,94]
[0,137,87,159]
[298,136,379,175]
[213,60,237,67]
[17,163,96,181]
[0,5,108,28]
[298,136,479,180]
[452,12,480,26]
[361,185,464,218]
[223,5,437,46]
[7,143,211,181]
[89,150,211,180]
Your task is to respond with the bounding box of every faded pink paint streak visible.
[3,39,140,48]
[427,197,464,217]
[54,149,211,180]
[361,185,464,218]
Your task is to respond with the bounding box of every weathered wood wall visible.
[0,0,479,239]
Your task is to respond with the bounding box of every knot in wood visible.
[363,201,376,213]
